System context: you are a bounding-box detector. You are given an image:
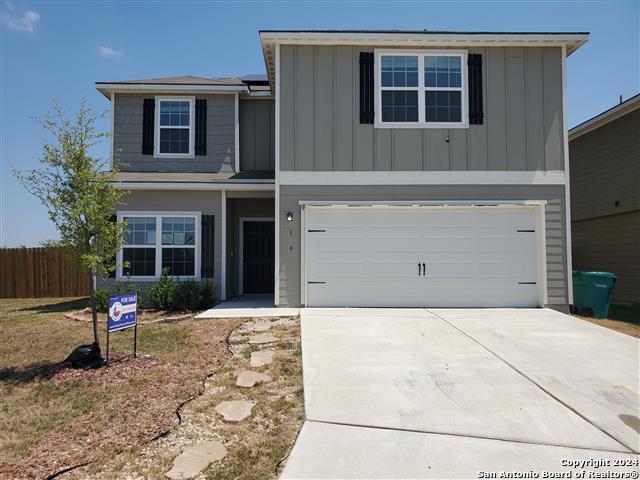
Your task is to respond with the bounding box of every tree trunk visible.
[88,270,99,347]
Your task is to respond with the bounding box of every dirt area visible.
[64,307,192,325]
[0,298,242,479]
[63,317,304,479]
[572,303,640,339]
[574,316,640,338]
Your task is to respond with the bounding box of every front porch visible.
[223,194,276,301]
[195,294,299,319]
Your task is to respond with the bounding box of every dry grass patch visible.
[66,317,304,480]
[573,304,640,338]
[0,298,242,479]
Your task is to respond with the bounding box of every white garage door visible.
[304,205,542,308]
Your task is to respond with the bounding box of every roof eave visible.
[259,31,589,88]
[569,94,640,141]
[96,83,249,99]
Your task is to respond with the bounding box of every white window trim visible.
[154,96,196,159]
[374,49,469,129]
[116,211,201,282]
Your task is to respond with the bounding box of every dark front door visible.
[242,221,275,294]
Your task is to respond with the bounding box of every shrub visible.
[114,280,145,307]
[148,268,177,310]
[172,280,216,312]
[95,288,110,313]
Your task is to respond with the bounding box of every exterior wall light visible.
[286,211,294,222]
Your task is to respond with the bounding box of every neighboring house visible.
[569,94,640,305]
[96,29,589,310]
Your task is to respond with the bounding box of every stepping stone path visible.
[252,321,272,332]
[250,349,275,367]
[248,333,278,344]
[236,370,272,388]
[215,400,255,423]
[165,440,227,479]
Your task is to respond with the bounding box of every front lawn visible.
[66,316,304,479]
[0,298,242,478]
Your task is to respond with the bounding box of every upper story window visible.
[375,50,468,129]
[155,97,195,157]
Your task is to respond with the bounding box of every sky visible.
[1,0,638,247]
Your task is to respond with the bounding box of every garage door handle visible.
[418,263,421,276]
[423,262,426,277]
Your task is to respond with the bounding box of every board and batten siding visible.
[239,98,275,171]
[279,45,564,172]
[113,93,236,173]
[97,191,224,293]
[278,185,568,307]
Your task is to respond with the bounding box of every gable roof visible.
[96,30,590,98]
[569,93,640,141]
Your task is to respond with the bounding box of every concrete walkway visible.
[282,308,640,479]
[196,295,299,319]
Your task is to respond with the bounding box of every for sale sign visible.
[108,292,137,332]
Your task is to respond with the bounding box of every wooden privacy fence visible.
[0,247,90,298]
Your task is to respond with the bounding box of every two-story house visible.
[96,29,588,310]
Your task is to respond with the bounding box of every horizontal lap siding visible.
[279,45,564,172]
[570,110,640,222]
[113,93,235,173]
[97,191,223,292]
[569,110,639,304]
[278,185,567,307]
[572,211,640,304]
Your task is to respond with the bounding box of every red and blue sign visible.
[108,292,138,332]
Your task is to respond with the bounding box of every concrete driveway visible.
[282,308,640,479]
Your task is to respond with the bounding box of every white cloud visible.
[1,2,40,33]
[98,45,124,59]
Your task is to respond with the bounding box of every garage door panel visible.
[305,206,540,307]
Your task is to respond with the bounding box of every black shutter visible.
[195,99,207,156]
[142,99,155,155]
[468,54,484,125]
[201,215,215,278]
[108,214,117,278]
[359,52,374,124]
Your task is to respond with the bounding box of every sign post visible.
[107,292,138,364]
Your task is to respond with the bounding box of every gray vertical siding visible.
[278,185,568,307]
[239,99,275,171]
[113,93,236,173]
[279,45,565,172]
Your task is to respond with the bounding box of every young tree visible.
[13,99,126,353]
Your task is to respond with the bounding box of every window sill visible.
[374,122,469,129]
[153,153,196,160]
[116,275,201,283]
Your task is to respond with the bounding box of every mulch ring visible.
[0,319,243,480]
[64,308,192,324]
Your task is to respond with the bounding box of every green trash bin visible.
[572,271,617,319]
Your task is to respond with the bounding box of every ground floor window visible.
[118,211,200,280]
